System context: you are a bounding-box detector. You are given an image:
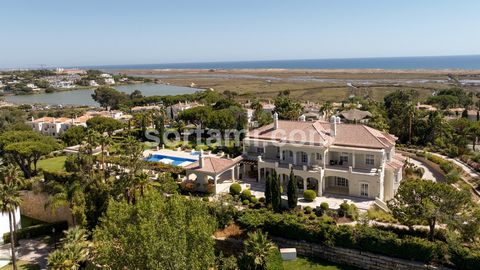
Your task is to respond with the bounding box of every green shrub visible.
[445,169,461,184]
[338,202,358,220]
[449,244,480,270]
[240,189,252,201]
[3,221,68,243]
[303,190,316,202]
[242,200,249,205]
[304,206,313,214]
[229,183,242,195]
[320,202,329,211]
[250,197,258,204]
[319,215,336,225]
[308,214,316,220]
[236,209,454,265]
[338,201,350,217]
[259,197,265,203]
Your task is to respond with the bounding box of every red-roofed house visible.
[184,152,243,194]
[242,113,404,202]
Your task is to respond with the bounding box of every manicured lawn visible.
[37,156,67,172]
[283,257,360,270]
[0,260,40,270]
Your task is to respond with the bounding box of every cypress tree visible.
[287,169,298,209]
[264,173,272,206]
[271,170,282,212]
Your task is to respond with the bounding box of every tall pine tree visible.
[287,169,298,209]
[271,170,282,213]
[264,173,272,206]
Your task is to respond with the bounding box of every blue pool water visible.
[146,154,197,166]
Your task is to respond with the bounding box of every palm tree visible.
[0,183,21,270]
[97,135,112,173]
[320,101,334,120]
[243,231,276,270]
[0,164,24,248]
[84,128,100,156]
[134,173,160,197]
[47,227,90,270]
[405,101,415,145]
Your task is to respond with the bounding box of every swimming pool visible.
[146,154,197,166]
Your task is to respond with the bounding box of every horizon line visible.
[2,53,480,70]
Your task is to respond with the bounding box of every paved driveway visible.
[0,238,52,269]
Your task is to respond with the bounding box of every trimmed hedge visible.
[303,190,316,201]
[240,189,252,201]
[236,209,478,267]
[3,220,68,243]
[229,183,242,195]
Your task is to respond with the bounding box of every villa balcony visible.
[325,164,381,176]
[258,157,322,173]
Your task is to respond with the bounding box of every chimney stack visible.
[330,116,337,137]
[199,149,205,168]
[299,114,306,122]
[273,112,279,130]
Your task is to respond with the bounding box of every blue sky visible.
[1,0,479,68]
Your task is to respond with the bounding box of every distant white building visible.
[51,80,74,89]
[89,80,99,87]
[29,117,84,137]
[104,78,115,85]
[99,74,115,85]
[28,110,131,137]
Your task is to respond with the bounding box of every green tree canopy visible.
[0,130,60,178]
[387,179,471,241]
[86,116,124,136]
[179,106,212,129]
[60,126,87,146]
[93,191,216,269]
[91,86,128,109]
[274,96,303,120]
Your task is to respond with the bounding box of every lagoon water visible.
[4,83,200,106]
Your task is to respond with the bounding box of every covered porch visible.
[183,153,243,194]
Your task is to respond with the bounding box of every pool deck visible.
[144,148,200,160]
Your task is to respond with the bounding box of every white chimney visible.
[273,112,279,130]
[199,149,204,168]
[330,115,337,137]
[299,114,306,122]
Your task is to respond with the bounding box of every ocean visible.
[85,55,480,70]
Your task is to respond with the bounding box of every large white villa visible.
[242,113,404,202]
[182,113,404,203]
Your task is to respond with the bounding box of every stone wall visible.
[214,236,451,270]
[20,191,73,226]
[271,236,451,270]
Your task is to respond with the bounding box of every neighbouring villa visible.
[28,110,132,137]
[178,113,404,203]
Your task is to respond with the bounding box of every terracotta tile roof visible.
[248,120,397,149]
[185,156,242,174]
[386,154,405,170]
[339,109,372,121]
[33,117,71,123]
[247,120,330,146]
